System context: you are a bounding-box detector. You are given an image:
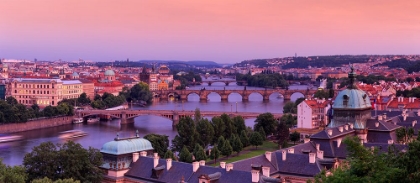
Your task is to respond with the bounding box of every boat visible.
[87,117,100,123]
[0,135,23,143]
[59,130,87,139]
[73,118,84,124]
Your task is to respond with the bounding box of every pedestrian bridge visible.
[78,109,284,126]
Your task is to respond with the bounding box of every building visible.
[0,83,5,100]
[94,69,124,96]
[297,98,331,129]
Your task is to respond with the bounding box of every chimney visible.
[220,162,226,169]
[251,169,260,183]
[132,152,139,163]
[193,161,199,172]
[140,151,147,157]
[338,126,343,132]
[287,148,294,154]
[344,124,349,131]
[166,159,172,170]
[199,160,205,166]
[375,122,379,128]
[383,113,387,120]
[317,150,324,159]
[316,143,320,151]
[304,138,310,143]
[413,120,417,127]
[360,139,364,145]
[388,139,394,144]
[265,151,272,162]
[153,153,159,168]
[349,123,354,129]
[262,166,270,177]
[309,153,316,164]
[327,129,332,136]
[281,150,287,161]
[378,115,383,120]
[337,138,342,148]
[226,163,233,172]
[403,114,407,121]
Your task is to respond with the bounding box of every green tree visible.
[254,113,277,136]
[231,134,243,155]
[283,101,296,113]
[249,132,263,149]
[232,116,246,134]
[144,134,170,158]
[277,122,290,148]
[211,116,226,144]
[258,126,266,141]
[295,97,305,106]
[42,106,56,118]
[77,93,91,105]
[0,159,27,183]
[163,150,175,160]
[221,113,235,139]
[209,146,221,164]
[23,141,104,182]
[178,146,193,163]
[280,114,296,128]
[240,130,250,147]
[196,119,214,148]
[192,144,207,161]
[221,141,233,157]
[328,89,335,98]
[194,108,202,123]
[130,82,153,104]
[6,96,18,105]
[289,131,300,144]
[172,116,199,152]
[32,177,81,183]
[314,89,329,99]
[396,127,414,144]
[217,136,226,152]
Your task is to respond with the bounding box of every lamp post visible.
[231,104,232,113]
[182,101,184,111]
[236,102,238,113]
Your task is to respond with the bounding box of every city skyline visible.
[1,0,419,63]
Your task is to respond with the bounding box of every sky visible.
[1,0,419,63]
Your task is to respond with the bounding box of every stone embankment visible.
[0,116,73,133]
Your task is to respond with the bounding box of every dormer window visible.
[343,95,349,106]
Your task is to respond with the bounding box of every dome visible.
[100,137,153,155]
[332,89,372,110]
[72,72,79,77]
[104,70,115,76]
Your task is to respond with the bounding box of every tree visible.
[314,89,329,99]
[23,141,104,182]
[194,108,202,123]
[130,82,153,104]
[0,159,27,183]
[277,122,290,148]
[172,116,199,152]
[77,93,91,105]
[211,116,226,144]
[396,127,414,144]
[221,141,233,157]
[192,144,207,161]
[289,131,300,144]
[144,134,170,158]
[230,134,243,155]
[209,146,221,164]
[240,130,250,147]
[178,146,193,163]
[258,127,266,141]
[6,96,18,105]
[283,101,296,113]
[164,150,175,160]
[221,113,235,139]
[249,132,263,149]
[280,114,296,128]
[217,136,226,152]
[254,113,277,136]
[196,119,214,148]
[42,106,56,118]
[295,97,305,106]
[233,116,246,135]
[32,177,80,183]
[328,89,335,98]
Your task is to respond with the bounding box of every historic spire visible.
[347,63,357,89]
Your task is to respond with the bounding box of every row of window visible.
[15,90,55,95]
[18,99,54,105]
[16,83,55,89]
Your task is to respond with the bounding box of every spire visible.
[347,63,357,89]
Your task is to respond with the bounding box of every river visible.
[0,79,309,166]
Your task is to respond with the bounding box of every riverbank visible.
[0,116,73,133]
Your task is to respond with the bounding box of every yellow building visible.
[9,78,85,107]
[157,80,169,90]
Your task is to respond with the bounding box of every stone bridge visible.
[153,88,317,101]
[78,109,284,126]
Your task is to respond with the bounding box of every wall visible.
[0,116,73,133]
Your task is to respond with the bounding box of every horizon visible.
[1,0,419,63]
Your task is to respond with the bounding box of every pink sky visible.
[1,0,419,63]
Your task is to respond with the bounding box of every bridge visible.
[78,109,284,126]
[152,88,317,101]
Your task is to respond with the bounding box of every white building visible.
[297,98,331,129]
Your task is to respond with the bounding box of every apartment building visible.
[297,98,331,129]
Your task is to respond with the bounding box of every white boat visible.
[59,130,87,139]
[87,117,100,123]
[73,118,84,124]
[0,135,23,143]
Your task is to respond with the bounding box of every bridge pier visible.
[121,112,127,124]
[242,94,249,102]
[208,82,212,86]
[263,94,270,102]
[221,94,228,101]
[225,82,229,86]
[180,94,187,101]
[172,113,179,127]
[283,94,291,100]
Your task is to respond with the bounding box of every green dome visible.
[72,72,79,77]
[104,70,115,76]
[333,89,371,110]
[100,137,153,155]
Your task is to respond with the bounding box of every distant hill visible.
[137,60,220,67]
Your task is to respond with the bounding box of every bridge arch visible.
[289,92,305,101]
[81,113,121,119]
[268,92,285,100]
[204,91,222,101]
